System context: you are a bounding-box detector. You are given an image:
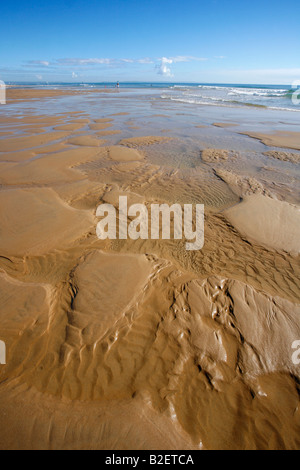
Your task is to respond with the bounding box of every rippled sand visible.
[0,88,299,450]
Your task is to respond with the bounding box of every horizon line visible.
[5,80,292,87]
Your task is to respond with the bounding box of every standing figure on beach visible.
[116,81,119,88]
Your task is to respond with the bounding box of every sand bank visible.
[224,194,300,253]
[108,145,144,162]
[0,188,94,256]
[7,87,116,103]
[201,148,230,163]
[119,136,171,147]
[263,150,300,164]
[213,122,238,128]
[0,88,299,450]
[241,130,300,151]
[67,135,106,147]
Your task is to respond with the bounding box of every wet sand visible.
[6,87,116,103]
[241,130,300,151]
[0,88,299,450]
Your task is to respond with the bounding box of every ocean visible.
[6,82,300,112]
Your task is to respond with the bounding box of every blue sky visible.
[0,0,299,84]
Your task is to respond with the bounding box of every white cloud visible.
[136,58,154,64]
[58,58,113,66]
[171,56,207,63]
[156,56,207,77]
[121,58,154,64]
[26,60,50,67]
[25,56,206,80]
[156,57,174,77]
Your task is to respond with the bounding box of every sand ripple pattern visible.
[0,102,299,450]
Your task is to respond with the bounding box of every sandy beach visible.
[0,86,299,450]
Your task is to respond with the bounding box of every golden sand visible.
[119,136,172,147]
[201,148,231,162]
[213,122,238,128]
[109,112,130,116]
[67,135,106,147]
[263,150,300,164]
[0,188,95,256]
[6,88,116,103]
[224,194,300,254]
[0,131,70,152]
[108,145,144,162]
[54,123,86,132]
[0,89,299,450]
[241,130,300,151]
[97,130,122,136]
